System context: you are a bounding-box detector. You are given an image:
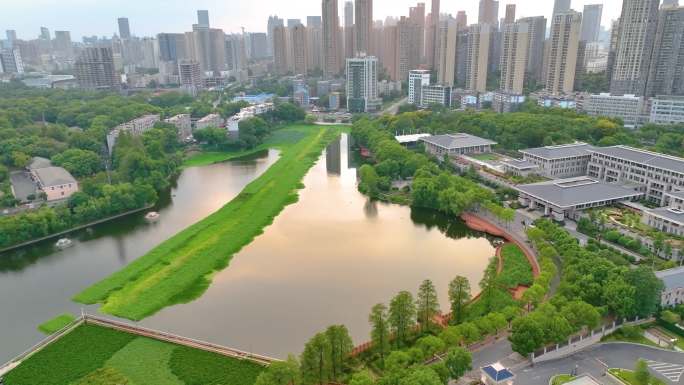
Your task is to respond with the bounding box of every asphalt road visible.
[516,343,684,385]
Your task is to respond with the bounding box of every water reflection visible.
[139,135,495,358]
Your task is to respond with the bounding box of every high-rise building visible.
[54,31,73,58]
[408,69,431,104]
[426,0,440,69]
[308,16,322,28]
[436,18,459,86]
[500,21,529,94]
[662,0,679,6]
[344,1,354,58]
[610,0,660,95]
[5,30,17,47]
[40,27,50,41]
[545,11,582,95]
[178,60,202,91]
[226,34,247,71]
[581,5,603,42]
[158,33,186,62]
[519,16,547,85]
[0,49,24,74]
[307,22,324,71]
[118,17,131,39]
[607,19,620,81]
[394,16,422,82]
[75,47,120,91]
[273,26,289,75]
[287,19,303,28]
[346,55,380,112]
[249,33,269,60]
[197,10,210,28]
[465,24,491,92]
[291,24,309,75]
[552,0,571,16]
[355,0,373,55]
[322,0,342,77]
[268,15,285,56]
[504,4,516,25]
[478,0,500,25]
[645,5,684,96]
[456,12,468,30]
[409,3,425,62]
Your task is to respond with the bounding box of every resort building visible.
[519,143,596,179]
[515,176,643,221]
[587,146,684,205]
[656,267,684,307]
[106,114,161,155]
[420,134,497,157]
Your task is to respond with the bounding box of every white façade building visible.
[656,267,684,308]
[420,134,497,157]
[642,190,684,238]
[587,146,684,206]
[650,96,684,125]
[106,114,161,155]
[408,69,430,105]
[515,176,643,221]
[519,142,596,179]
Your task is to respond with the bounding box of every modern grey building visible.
[519,143,597,179]
[650,96,684,125]
[582,93,647,128]
[421,133,496,157]
[118,17,131,39]
[580,5,603,42]
[645,5,684,97]
[515,176,643,221]
[587,145,684,205]
[642,190,684,237]
[74,47,119,91]
[346,55,380,112]
[656,267,684,307]
[420,85,452,108]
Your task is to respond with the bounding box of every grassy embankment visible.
[37,313,76,335]
[74,124,344,320]
[4,324,263,385]
[497,244,534,289]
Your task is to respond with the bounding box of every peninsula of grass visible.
[550,374,576,385]
[4,323,265,385]
[74,125,344,320]
[497,244,534,289]
[37,312,77,335]
[183,147,265,168]
[609,369,665,385]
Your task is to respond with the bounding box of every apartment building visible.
[165,114,192,140]
[519,143,597,179]
[544,11,581,95]
[465,24,491,93]
[106,114,161,154]
[196,113,223,130]
[587,146,684,205]
[408,69,430,105]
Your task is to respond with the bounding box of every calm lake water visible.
[0,134,495,362]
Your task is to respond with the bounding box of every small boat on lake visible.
[145,211,160,222]
[55,238,73,249]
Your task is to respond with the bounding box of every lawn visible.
[37,312,76,334]
[497,244,534,289]
[470,153,499,161]
[4,324,265,385]
[601,326,661,348]
[551,374,576,385]
[74,124,344,320]
[609,369,665,385]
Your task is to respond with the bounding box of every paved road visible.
[380,97,408,115]
[516,343,684,385]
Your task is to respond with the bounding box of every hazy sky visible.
[1,0,624,40]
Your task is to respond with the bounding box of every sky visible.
[1,0,625,40]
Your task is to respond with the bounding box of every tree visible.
[603,278,636,318]
[522,283,546,311]
[255,355,301,385]
[369,303,390,369]
[625,267,665,318]
[484,312,508,334]
[325,325,353,381]
[444,347,472,380]
[509,316,545,356]
[661,310,681,325]
[560,301,601,331]
[417,279,440,331]
[52,148,102,177]
[634,359,650,385]
[416,335,445,358]
[389,291,417,347]
[398,367,442,385]
[300,333,331,385]
[448,276,471,325]
[349,370,375,385]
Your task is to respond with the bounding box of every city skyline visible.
[1,0,625,40]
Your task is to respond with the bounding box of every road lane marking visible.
[644,359,684,383]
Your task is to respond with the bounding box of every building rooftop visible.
[647,207,684,225]
[482,363,515,382]
[515,176,643,208]
[501,158,540,170]
[395,133,432,144]
[656,267,684,290]
[588,146,684,175]
[420,133,497,150]
[33,166,77,187]
[28,157,52,170]
[520,142,596,160]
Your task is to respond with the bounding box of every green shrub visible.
[169,345,264,385]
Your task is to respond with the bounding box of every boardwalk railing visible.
[0,312,278,378]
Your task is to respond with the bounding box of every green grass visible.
[37,312,77,335]
[105,338,183,385]
[470,153,499,161]
[3,324,136,385]
[551,374,576,385]
[601,326,661,348]
[169,345,265,385]
[609,369,665,385]
[5,323,266,385]
[74,124,344,320]
[497,244,534,289]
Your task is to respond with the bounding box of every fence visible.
[531,316,652,363]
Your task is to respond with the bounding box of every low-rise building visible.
[582,93,647,129]
[650,96,684,125]
[515,176,643,221]
[587,146,684,205]
[106,114,161,154]
[501,159,540,177]
[481,362,515,385]
[164,114,192,140]
[226,103,274,135]
[420,85,452,108]
[656,267,684,307]
[408,69,431,105]
[519,142,596,179]
[492,92,526,113]
[420,133,497,157]
[329,92,341,111]
[196,113,223,130]
[27,157,78,202]
[642,191,684,238]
